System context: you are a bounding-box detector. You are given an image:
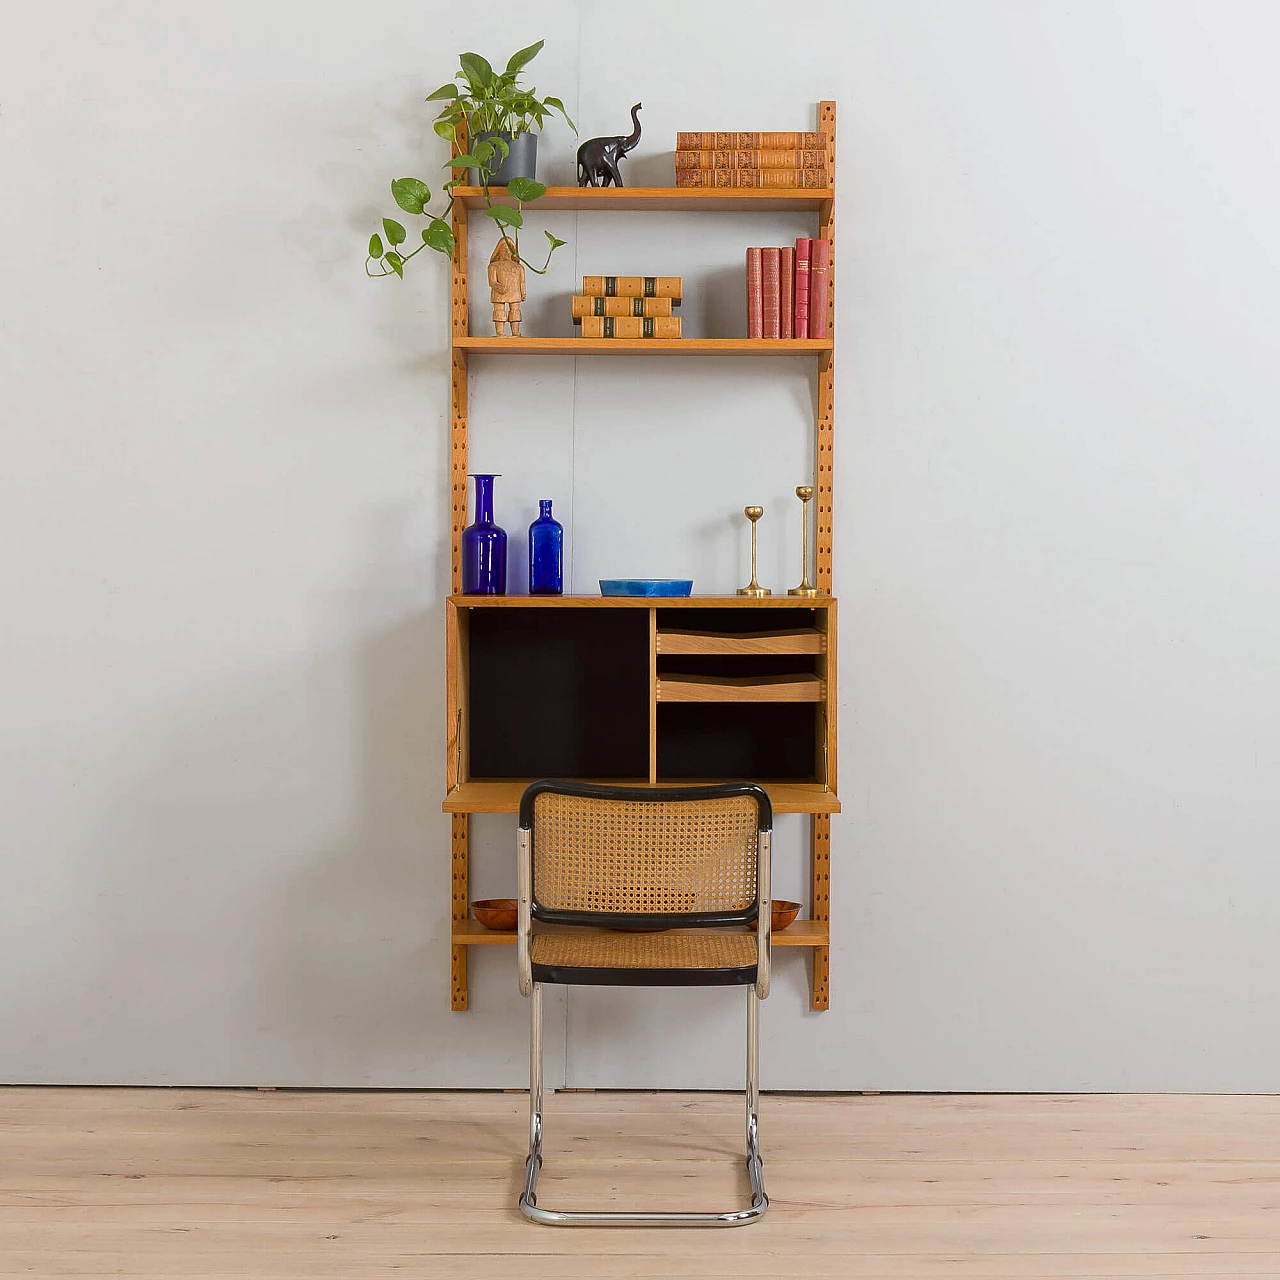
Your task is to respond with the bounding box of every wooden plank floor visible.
[1,1088,1278,1278]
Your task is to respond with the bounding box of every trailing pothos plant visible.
[426,40,575,141]
[365,41,572,280]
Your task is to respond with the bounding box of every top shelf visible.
[453,186,834,214]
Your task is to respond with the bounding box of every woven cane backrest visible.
[530,790,759,917]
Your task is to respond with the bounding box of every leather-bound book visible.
[674,168,828,189]
[780,246,795,340]
[746,247,763,339]
[677,131,825,150]
[761,248,782,339]
[572,296,674,320]
[579,315,682,339]
[674,150,828,171]
[580,276,683,301]
[809,238,830,339]
[794,238,811,340]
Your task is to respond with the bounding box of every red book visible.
[779,246,794,339]
[794,237,811,339]
[761,248,781,339]
[810,237,830,339]
[746,247,763,339]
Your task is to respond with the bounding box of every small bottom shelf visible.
[453,919,828,948]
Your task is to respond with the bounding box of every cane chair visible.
[516,779,772,1227]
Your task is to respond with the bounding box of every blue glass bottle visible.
[528,499,563,595]
[461,474,507,595]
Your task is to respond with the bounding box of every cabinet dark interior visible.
[657,703,818,780]
[467,608,649,778]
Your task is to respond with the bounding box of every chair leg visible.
[518,984,769,1227]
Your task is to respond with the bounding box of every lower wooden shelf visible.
[443,779,840,814]
[453,919,829,948]
[656,673,826,702]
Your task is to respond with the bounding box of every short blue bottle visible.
[528,499,563,595]
[461,474,507,595]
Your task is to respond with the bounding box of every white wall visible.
[3,0,1279,1091]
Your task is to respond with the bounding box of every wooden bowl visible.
[749,900,802,932]
[471,898,518,931]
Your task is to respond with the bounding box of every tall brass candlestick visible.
[736,505,771,597]
[788,485,819,597]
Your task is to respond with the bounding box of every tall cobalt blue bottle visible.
[528,499,563,595]
[461,474,507,595]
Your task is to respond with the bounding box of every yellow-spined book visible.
[579,316,683,339]
[572,295,675,320]
[581,275,682,301]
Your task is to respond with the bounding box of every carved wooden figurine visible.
[488,238,526,336]
[576,103,643,187]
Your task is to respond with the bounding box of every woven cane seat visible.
[530,929,758,987]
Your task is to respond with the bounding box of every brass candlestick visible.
[737,505,771,597]
[788,485,819,597]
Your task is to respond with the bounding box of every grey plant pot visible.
[471,130,538,186]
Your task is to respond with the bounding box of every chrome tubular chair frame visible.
[516,780,772,1228]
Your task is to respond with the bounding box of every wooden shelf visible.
[657,673,825,703]
[443,779,840,815]
[455,336,832,356]
[454,185,833,213]
[657,628,826,655]
[453,919,829,948]
[451,594,831,609]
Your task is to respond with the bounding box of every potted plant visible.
[364,40,572,282]
[427,40,575,186]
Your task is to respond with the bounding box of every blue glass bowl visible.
[599,579,694,597]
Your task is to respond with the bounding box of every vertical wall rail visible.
[451,813,470,1010]
[815,100,835,596]
[812,99,836,1011]
[449,120,471,1010]
[810,815,831,1011]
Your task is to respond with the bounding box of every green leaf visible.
[543,96,577,132]
[382,217,406,246]
[433,119,457,142]
[490,135,510,160]
[422,218,455,255]
[425,81,460,102]
[481,204,523,227]
[368,233,384,259]
[390,177,431,215]
[543,229,566,250]
[472,138,495,163]
[506,176,545,203]
[458,52,494,90]
[385,250,404,278]
[504,40,544,76]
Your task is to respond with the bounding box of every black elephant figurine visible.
[576,103,642,187]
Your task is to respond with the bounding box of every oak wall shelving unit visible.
[444,101,838,1012]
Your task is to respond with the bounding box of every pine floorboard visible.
[1,1087,1277,1277]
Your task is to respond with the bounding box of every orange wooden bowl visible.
[749,900,802,932]
[471,898,518,931]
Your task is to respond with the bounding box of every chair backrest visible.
[518,781,772,929]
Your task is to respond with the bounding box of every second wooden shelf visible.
[656,673,826,703]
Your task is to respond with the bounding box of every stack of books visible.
[674,131,828,189]
[746,239,830,340]
[573,276,683,339]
